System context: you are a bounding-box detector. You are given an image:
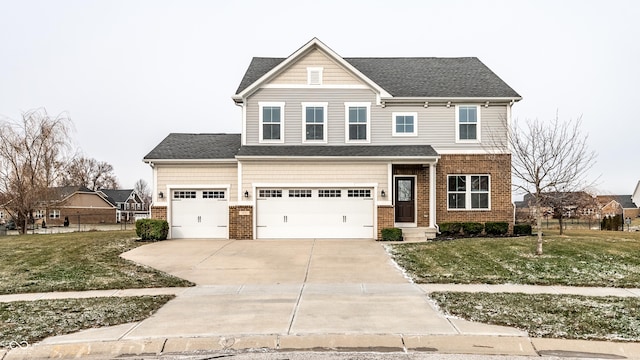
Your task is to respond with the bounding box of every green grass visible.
[0,231,193,294]
[431,292,640,341]
[0,295,173,348]
[390,230,640,287]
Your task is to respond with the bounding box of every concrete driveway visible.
[108,239,523,340]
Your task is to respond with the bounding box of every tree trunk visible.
[536,206,543,255]
[558,216,564,235]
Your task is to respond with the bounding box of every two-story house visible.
[144,38,521,240]
[99,189,148,223]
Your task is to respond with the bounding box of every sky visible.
[0,0,638,197]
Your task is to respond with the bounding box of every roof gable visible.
[233,38,391,102]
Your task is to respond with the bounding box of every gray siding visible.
[245,88,509,150]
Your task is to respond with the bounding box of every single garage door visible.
[171,189,228,238]
[256,188,374,239]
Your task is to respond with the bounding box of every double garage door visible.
[171,189,228,239]
[256,188,374,239]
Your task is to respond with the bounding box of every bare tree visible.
[510,115,596,254]
[61,156,119,190]
[0,108,72,233]
[134,178,151,210]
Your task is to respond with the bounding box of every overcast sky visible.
[1,0,638,197]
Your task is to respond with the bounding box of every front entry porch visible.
[391,164,438,240]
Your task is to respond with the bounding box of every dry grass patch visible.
[391,230,640,287]
[0,231,193,294]
[431,292,640,341]
[0,295,173,348]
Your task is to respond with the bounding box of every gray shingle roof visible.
[236,145,438,158]
[100,189,133,205]
[144,133,438,160]
[235,57,520,98]
[598,195,638,209]
[143,133,241,160]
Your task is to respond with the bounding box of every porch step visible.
[400,227,437,242]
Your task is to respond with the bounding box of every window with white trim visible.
[302,102,327,142]
[49,210,61,219]
[173,191,196,199]
[203,191,225,199]
[288,189,312,198]
[345,102,370,142]
[0,211,4,220]
[319,189,341,198]
[259,102,284,143]
[259,189,282,198]
[392,112,417,136]
[348,189,371,198]
[456,105,480,142]
[307,67,323,85]
[447,175,490,210]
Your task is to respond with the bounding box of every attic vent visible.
[307,67,323,85]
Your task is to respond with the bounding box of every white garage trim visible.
[252,183,378,239]
[167,184,230,239]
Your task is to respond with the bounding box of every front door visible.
[395,177,415,223]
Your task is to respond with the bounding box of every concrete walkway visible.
[3,239,640,359]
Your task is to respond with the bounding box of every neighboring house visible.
[596,195,639,220]
[515,192,599,224]
[100,189,148,223]
[144,38,521,240]
[37,186,117,226]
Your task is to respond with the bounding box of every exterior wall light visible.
[381,190,386,197]
[158,191,164,199]
[244,191,249,198]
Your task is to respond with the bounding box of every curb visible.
[5,335,640,359]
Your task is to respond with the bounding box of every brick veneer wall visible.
[393,165,430,227]
[377,205,394,239]
[230,206,253,240]
[47,208,116,226]
[436,154,513,224]
[150,206,167,220]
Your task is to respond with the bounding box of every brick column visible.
[150,206,167,220]
[377,205,394,240]
[229,206,253,240]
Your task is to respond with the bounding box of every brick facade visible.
[436,154,513,224]
[377,205,394,239]
[150,206,167,220]
[393,165,430,227]
[229,205,253,240]
[47,208,116,227]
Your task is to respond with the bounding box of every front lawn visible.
[431,292,640,341]
[0,295,173,348]
[0,231,193,294]
[390,230,640,287]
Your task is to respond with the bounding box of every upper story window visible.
[307,67,323,85]
[392,112,418,136]
[259,102,285,143]
[302,102,328,143]
[456,105,481,142]
[345,102,370,143]
[447,175,490,210]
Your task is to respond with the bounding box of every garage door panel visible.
[256,188,373,239]
[171,190,228,239]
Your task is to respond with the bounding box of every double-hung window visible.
[302,102,327,143]
[345,102,370,143]
[456,105,480,142]
[392,112,418,136]
[447,175,490,210]
[259,102,284,143]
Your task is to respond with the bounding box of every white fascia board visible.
[234,38,392,101]
[434,149,510,155]
[383,96,522,103]
[252,182,378,188]
[144,159,238,165]
[235,155,440,162]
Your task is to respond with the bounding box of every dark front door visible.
[395,177,415,223]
